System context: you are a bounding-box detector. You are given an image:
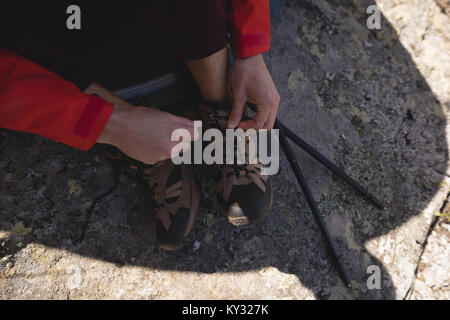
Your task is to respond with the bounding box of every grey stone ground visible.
[0,0,449,299]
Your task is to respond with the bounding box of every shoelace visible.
[149,182,165,210]
[209,110,258,178]
[145,162,167,211]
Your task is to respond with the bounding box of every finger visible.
[238,119,257,131]
[254,106,270,129]
[239,104,270,130]
[264,109,278,130]
[238,114,265,131]
[228,93,247,129]
[192,121,202,141]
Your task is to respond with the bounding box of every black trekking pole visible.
[275,120,350,287]
[276,121,385,210]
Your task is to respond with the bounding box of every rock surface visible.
[1,0,449,299]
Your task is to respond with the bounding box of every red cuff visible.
[71,96,114,151]
[232,31,271,59]
[229,0,271,59]
[0,49,114,152]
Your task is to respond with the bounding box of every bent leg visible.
[154,0,230,103]
[185,47,229,104]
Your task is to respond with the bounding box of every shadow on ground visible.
[0,0,448,299]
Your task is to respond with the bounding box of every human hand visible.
[85,83,198,164]
[97,104,199,165]
[228,54,280,130]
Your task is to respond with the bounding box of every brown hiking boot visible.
[198,102,273,226]
[144,160,200,250]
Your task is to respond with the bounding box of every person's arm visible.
[227,0,280,130]
[0,49,199,164]
[228,0,271,59]
[0,49,114,151]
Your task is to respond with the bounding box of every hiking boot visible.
[198,102,273,226]
[144,160,200,250]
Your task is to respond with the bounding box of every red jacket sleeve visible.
[228,0,271,59]
[0,49,113,151]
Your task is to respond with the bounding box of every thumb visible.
[228,93,246,129]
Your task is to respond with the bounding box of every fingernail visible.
[228,120,237,129]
